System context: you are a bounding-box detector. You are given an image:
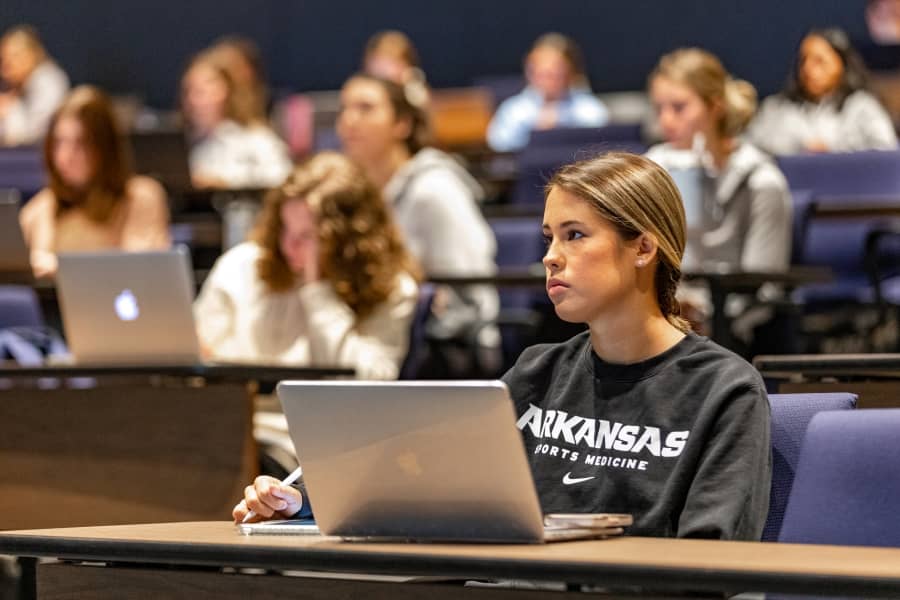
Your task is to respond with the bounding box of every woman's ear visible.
[392,114,413,143]
[634,233,659,268]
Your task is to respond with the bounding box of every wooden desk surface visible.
[4,521,900,596]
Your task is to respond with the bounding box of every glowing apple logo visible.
[114,289,140,322]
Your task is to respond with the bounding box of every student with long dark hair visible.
[20,86,169,277]
[748,27,898,154]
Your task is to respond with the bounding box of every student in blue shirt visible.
[486,33,610,152]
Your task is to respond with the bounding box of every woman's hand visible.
[232,475,304,523]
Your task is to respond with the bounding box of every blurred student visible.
[336,73,500,372]
[181,50,291,189]
[646,48,791,340]
[0,25,69,146]
[486,33,609,152]
[194,152,419,380]
[748,28,898,155]
[235,152,772,541]
[19,86,169,278]
[362,30,429,107]
[208,35,269,124]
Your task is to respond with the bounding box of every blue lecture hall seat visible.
[398,283,435,380]
[777,150,900,308]
[778,409,900,547]
[511,125,648,205]
[763,392,857,542]
[0,285,44,330]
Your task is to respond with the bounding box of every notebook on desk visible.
[55,249,201,365]
[271,380,631,543]
[0,190,33,281]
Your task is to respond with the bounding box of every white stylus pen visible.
[241,465,304,523]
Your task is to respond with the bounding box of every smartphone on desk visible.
[543,513,633,529]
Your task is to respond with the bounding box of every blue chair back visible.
[0,146,46,198]
[0,285,44,329]
[763,392,857,542]
[489,217,544,310]
[776,150,900,196]
[778,409,900,546]
[511,126,648,205]
[472,74,525,108]
[398,283,435,380]
[777,151,900,305]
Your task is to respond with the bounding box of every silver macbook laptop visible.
[0,190,33,280]
[55,249,200,365]
[275,380,630,543]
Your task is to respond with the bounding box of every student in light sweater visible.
[194,152,420,380]
[233,153,772,541]
[336,73,500,373]
[20,86,170,278]
[646,48,791,339]
[0,25,69,147]
[486,33,609,152]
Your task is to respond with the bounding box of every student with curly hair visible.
[194,152,420,380]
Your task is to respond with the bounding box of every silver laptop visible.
[275,380,627,543]
[55,249,200,365]
[0,190,32,279]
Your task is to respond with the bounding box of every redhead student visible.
[234,153,772,541]
[181,50,291,189]
[19,86,170,278]
[486,33,609,152]
[194,152,419,381]
[748,27,898,155]
[646,48,791,339]
[336,73,499,367]
[0,25,69,147]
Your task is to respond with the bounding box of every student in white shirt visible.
[0,25,69,147]
[181,50,291,189]
[194,152,420,380]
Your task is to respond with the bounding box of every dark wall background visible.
[0,0,871,108]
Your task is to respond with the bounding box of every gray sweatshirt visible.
[503,331,771,540]
[646,141,792,275]
[747,90,898,156]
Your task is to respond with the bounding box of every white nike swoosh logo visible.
[562,472,596,485]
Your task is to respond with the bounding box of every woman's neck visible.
[587,301,686,365]
[703,131,735,171]
[361,145,412,189]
